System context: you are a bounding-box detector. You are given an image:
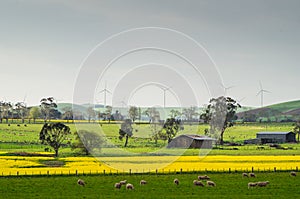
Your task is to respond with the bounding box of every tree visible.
[128,106,138,122]
[105,105,112,122]
[160,118,180,143]
[29,107,41,123]
[200,96,241,145]
[15,102,27,123]
[169,109,181,118]
[86,107,95,123]
[40,97,57,123]
[72,130,105,155]
[144,107,160,123]
[293,121,300,143]
[0,102,12,123]
[119,119,133,147]
[182,106,198,121]
[39,123,71,157]
[61,107,73,122]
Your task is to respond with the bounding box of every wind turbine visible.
[158,85,172,108]
[220,84,235,96]
[98,81,111,107]
[256,81,270,107]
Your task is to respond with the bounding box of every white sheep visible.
[126,183,134,190]
[207,180,216,187]
[120,180,127,185]
[174,178,179,185]
[290,171,297,177]
[257,181,269,187]
[77,179,85,187]
[198,175,210,180]
[193,180,204,187]
[114,182,122,189]
[249,173,256,178]
[248,182,257,189]
[140,180,147,185]
[242,173,249,177]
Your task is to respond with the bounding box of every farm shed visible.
[256,132,296,144]
[167,134,216,149]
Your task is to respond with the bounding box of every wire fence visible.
[1,166,298,177]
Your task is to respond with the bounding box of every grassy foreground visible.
[0,172,299,198]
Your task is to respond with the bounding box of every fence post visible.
[229,168,231,173]
[129,169,131,175]
[252,167,254,172]
[47,170,49,176]
[274,167,276,172]
[17,171,19,176]
[76,170,78,176]
[103,170,106,175]
[296,166,298,172]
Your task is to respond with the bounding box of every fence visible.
[1,166,299,177]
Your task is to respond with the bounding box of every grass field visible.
[0,172,299,198]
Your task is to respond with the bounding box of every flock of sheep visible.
[244,171,297,189]
[76,171,297,190]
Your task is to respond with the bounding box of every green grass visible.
[0,122,297,156]
[267,100,300,113]
[0,172,299,198]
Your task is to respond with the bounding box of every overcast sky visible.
[1,0,299,108]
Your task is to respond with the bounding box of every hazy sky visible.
[1,0,299,107]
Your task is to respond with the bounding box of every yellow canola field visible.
[0,155,299,176]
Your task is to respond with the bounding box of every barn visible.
[167,134,216,149]
[256,132,296,144]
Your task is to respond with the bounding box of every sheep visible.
[249,173,256,178]
[290,171,297,177]
[242,173,249,177]
[198,175,210,180]
[193,180,204,187]
[174,178,179,185]
[77,179,85,187]
[140,180,147,185]
[119,180,127,185]
[248,182,257,189]
[114,182,122,189]
[126,183,134,190]
[207,180,216,187]
[257,181,269,187]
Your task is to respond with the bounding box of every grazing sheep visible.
[174,178,179,185]
[242,173,249,177]
[77,179,85,186]
[126,183,134,190]
[249,173,256,178]
[120,180,127,185]
[207,180,216,187]
[140,180,147,185]
[193,180,204,187]
[248,182,257,189]
[114,182,122,189]
[257,181,269,187]
[198,175,210,180]
[291,171,297,177]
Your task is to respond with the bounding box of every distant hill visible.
[237,100,300,122]
[56,103,87,113]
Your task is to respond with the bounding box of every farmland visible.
[0,172,300,198]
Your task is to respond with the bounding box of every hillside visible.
[237,100,300,122]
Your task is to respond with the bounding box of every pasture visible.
[0,172,299,198]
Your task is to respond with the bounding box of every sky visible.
[0,0,299,108]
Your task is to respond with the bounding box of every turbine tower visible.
[159,85,172,108]
[99,81,111,107]
[256,81,270,107]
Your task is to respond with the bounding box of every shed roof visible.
[257,132,293,135]
[179,134,216,141]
